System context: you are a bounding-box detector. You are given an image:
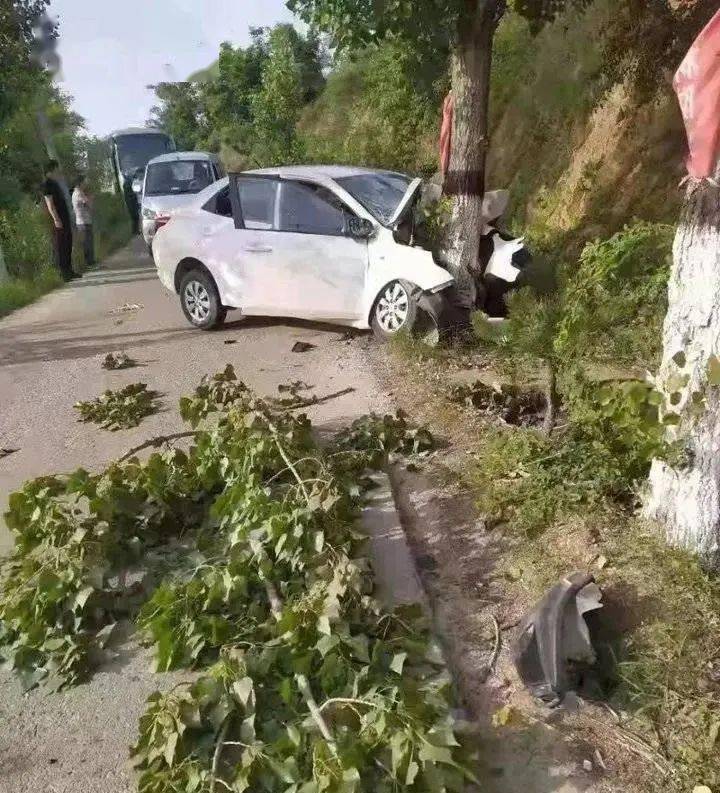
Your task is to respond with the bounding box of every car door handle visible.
[243,245,273,253]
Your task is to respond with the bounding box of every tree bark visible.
[645,180,720,568]
[444,0,504,310]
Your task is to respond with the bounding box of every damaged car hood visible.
[387,177,424,227]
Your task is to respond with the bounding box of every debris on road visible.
[593,748,607,771]
[0,448,19,460]
[513,571,603,705]
[75,383,161,431]
[291,341,316,353]
[102,351,137,370]
[223,339,237,345]
[109,302,144,314]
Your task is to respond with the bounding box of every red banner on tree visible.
[674,9,720,179]
[439,92,453,178]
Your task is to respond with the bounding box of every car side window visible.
[236,178,277,230]
[204,185,232,218]
[278,181,348,236]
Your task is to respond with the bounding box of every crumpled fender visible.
[513,571,603,705]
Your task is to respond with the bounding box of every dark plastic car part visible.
[513,571,603,705]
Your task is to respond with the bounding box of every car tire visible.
[370,280,438,345]
[179,269,227,330]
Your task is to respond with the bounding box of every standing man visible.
[42,159,78,281]
[72,175,95,268]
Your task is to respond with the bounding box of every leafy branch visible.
[74,383,161,430]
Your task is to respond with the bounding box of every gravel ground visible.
[0,237,393,793]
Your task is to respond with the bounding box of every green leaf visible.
[163,731,178,767]
[390,652,407,675]
[390,732,408,775]
[709,355,720,386]
[240,714,256,742]
[73,586,95,611]
[232,677,255,709]
[316,634,340,657]
[418,742,454,764]
[95,622,118,649]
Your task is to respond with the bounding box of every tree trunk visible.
[645,180,720,568]
[444,0,504,311]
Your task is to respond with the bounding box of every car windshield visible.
[335,172,412,224]
[145,161,214,196]
[116,134,174,175]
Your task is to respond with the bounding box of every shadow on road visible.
[0,314,368,367]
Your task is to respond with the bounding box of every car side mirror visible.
[348,217,375,239]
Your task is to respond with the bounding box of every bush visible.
[0,199,52,280]
[473,375,669,536]
[92,192,132,261]
[556,221,674,368]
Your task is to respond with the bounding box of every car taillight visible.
[155,214,171,230]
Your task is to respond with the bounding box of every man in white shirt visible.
[72,175,95,268]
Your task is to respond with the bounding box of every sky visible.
[49,0,295,137]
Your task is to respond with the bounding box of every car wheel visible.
[371,280,439,344]
[179,269,227,330]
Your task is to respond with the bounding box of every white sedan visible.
[151,165,456,340]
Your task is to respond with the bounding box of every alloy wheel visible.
[376,282,409,333]
[184,280,211,324]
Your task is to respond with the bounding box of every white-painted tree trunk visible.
[646,180,720,568]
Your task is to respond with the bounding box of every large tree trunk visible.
[645,180,720,568]
[443,0,504,310]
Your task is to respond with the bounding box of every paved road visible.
[0,237,389,554]
[0,237,391,793]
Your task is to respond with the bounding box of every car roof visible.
[109,127,171,138]
[242,165,408,180]
[147,151,215,166]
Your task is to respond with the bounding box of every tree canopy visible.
[148,23,324,164]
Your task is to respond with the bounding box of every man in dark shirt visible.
[42,159,78,281]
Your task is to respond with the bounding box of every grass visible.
[0,192,132,320]
[0,267,62,319]
[385,332,720,792]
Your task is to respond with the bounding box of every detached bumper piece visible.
[513,571,603,706]
[417,286,469,340]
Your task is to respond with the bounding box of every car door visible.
[203,176,284,313]
[267,179,368,321]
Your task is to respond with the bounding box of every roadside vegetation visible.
[0,2,131,319]
[386,215,720,790]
